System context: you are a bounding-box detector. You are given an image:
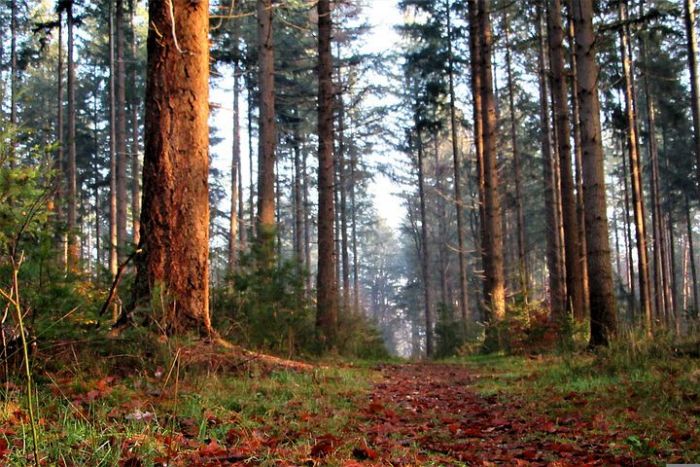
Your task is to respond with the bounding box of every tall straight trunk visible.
[229,55,241,273]
[686,196,699,314]
[303,148,312,294]
[548,0,585,320]
[56,11,66,268]
[246,77,256,238]
[537,3,565,316]
[446,0,470,323]
[566,0,589,313]
[293,122,304,264]
[478,0,506,324]
[67,2,79,270]
[434,137,449,307]
[685,0,700,193]
[572,0,617,346]
[504,7,529,299]
[116,0,128,258]
[316,0,338,346]
[416,123,433,358]
[468,0,486,322]
[109,2,118,279]
[131,0,211,334]
[350,136,360,312]
[337,77,350,311]
[10,0,17,166]
[618,0,653,331]
[130,6,141,246]
[621,141,636,308]
[92,84,101,274]
[256,0,276,262]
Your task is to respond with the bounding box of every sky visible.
[208,0,407,233]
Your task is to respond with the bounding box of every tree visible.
[66,0,79,270]
[572,0,617,346]
[685,0,700,194]
[256,0,276,264]
[316,0,338,347]
[547,0,585,320]
[130,0,212,334]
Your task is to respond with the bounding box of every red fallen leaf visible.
[310,434,341,458]
[352,444,378,460]
[0,438,9,457]
[299,411,314,422]
[521,448,538,460]
[199,440,228,457]
[368,402,384,413]
[541,421,558,433]
[119,456,143,467]
[225,428,243,445]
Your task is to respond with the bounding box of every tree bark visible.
[109,1,118,280]
[316,0,338,347]
[67,1,79,270]
[548,0,585,321]
[116,0,128,259]
[10,0,17,167]
[446,0,470,324]
[130,6,141,246]
[131,0,212,334]
[618,0,653,332]
[229,16,242,274]
[537,3,565,317]
[256,0,276,262]
[686,196,699,315]
[685,0,700,194]
[56,10,66,270]
[416,123,434,358]
[572,0,617,346]
[477,0,506,327]
[504,6,529,300]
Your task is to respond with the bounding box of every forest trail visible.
[358,364,656,466]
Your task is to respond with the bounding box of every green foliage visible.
[433,303,467,358]
[214,251,316,356]
[336,311,390,360]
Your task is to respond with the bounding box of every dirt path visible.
[358,364,655,466]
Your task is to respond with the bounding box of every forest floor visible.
[1,336,699,465]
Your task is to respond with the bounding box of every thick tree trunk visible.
[256,0,276,262]
[316,0,338,347]
[685,0,700,194]
[470,0,506,332]
[619,0,653,331]
[116,0,128,259]
[504,7,529,300]
[537,3,565,317]
[572,0,617,346]
[131,0,211,334]
[130,6,141,246]
[446,0,470,324]
[67,2,79,270]
[548,0,585,320]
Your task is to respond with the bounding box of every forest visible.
[1,0,700,464]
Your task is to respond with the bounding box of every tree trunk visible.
[56,10,66,269]
[116,0,128,259]
[229,59,241,274]
[293,121,304,264]
[566,0,589,314]
[131,0,212,334]
[504,6,529,300]
[618,0,653,332]
[548,0,585,320]
[109,1,118,280]
[538,3,565,317]
[10,0,17,166]
[621,140,637,311]
[446,0,470,324]
[337,69,350,312]
[473,0,506,331]
[685,0,700,194]
[572,0,617,346]
[316,0,338,347]
[467,0,489,320]
[256,0,276,262]
[246,76,256,239]
[686,196,699,315]
[416,123,434,358]
[130,6,141,246]
[67,2,79,270]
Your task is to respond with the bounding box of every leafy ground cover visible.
[0,337,698,465]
